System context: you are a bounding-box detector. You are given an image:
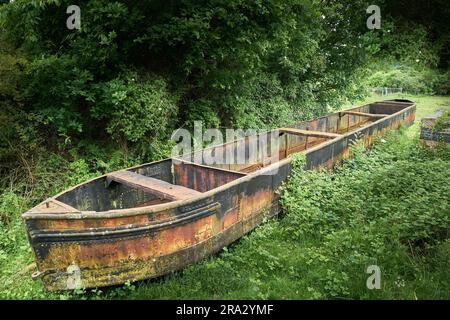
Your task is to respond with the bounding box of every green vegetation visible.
[433,111,450,132]
[0,0,449,299]
[364,20,450,95]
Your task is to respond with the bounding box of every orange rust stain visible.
[239,189,273,219]
[223,208,239,230]
[407,112,415,123]
[154,214,219,256]
[194,221,213,242]
[367,134,375,146]
[342,147,351,161]
[41,236,158,270]
[320,158,334,170]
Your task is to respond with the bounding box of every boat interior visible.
[38,100,411,212]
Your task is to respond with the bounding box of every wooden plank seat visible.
[341,111,389,118]
[106,171,201,201]
[279,128,341,139]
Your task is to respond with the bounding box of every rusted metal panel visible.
[173,161,245,192]
[420,128,450,144]
[22,99,416,291]
[419,110,450,146]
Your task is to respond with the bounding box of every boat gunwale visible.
[22,100,416,221]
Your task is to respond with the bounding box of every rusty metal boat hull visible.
[22,99,416,291]
[419,110,450,147]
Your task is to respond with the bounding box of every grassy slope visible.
[0,94,448,299]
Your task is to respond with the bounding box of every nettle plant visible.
[91,71,178,144]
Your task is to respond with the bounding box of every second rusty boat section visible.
[419,109,450,147]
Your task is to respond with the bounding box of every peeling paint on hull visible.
[22,100,416,291]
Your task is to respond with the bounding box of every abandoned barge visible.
[22,99,416,291]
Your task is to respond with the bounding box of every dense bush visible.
[1,0,448,167]
[0,0,374,142]
[367,64,450,95]
[363,17,449,95]
[92,71,178,143]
